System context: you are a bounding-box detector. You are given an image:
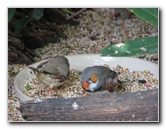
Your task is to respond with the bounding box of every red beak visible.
[83,81,89,90]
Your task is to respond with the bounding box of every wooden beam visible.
[20,89,158,121]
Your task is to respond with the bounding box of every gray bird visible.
[81,66,121,92]
[29,55,70,96]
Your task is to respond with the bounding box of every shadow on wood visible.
[20,89,158,121]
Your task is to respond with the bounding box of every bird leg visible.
[49,87,53,97]
[49,83,55,97]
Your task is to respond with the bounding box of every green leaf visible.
[100,36,158,57]
[15,16,31,35]
[13,8,43,35]
[128,8,158,27]
[31,8,43,20]
[8,8,16,22]
[63,8,73,15]
[25,86,31,91]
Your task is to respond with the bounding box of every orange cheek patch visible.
[90,73,98,83]
[83,82,89,89]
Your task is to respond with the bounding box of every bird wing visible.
[35,56,69,76]
[56,63,69,76]
[102,78,118,92]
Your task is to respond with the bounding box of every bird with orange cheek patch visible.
[81,66,121,92]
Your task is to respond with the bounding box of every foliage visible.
[101,8,158,57]
[63,8,73,15]
[8,8,44,35]
[100,36,158,57]
[31,8,44,20]
[8,8,16,22]
[128,8,158,27]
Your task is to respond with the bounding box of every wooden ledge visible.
[20,89,158,121]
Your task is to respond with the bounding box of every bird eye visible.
[88,78,92,84]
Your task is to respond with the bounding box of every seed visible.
[155,79,158,84]
[138,80,147,83]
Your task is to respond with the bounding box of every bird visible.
[29,55,70,96]
[81,66,121,92]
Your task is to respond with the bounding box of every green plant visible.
[100,8,158,57]
[8,8,44,35]
[8,8,16,22]
[63,8,73,15]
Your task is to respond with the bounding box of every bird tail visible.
[29,67,39,74]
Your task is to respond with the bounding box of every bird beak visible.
[82,81,90,90]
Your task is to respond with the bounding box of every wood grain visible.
[20,89,158,121]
